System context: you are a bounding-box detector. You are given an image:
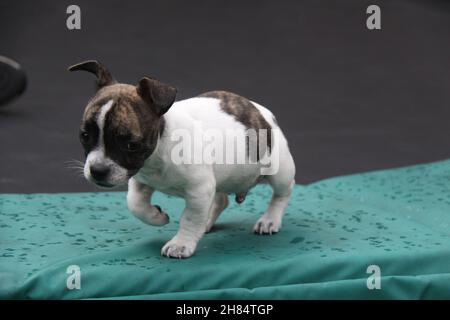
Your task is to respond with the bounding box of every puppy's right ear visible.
[136,77,177,117]
[67,60,116,89]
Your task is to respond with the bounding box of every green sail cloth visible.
[1,160,449,299]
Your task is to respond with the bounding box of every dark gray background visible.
[0,0,449,193]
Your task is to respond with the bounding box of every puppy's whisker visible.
[65,159,86,176]
[64,159,85,166]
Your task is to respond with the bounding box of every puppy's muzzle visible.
[89,164,113,187]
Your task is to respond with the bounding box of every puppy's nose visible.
[90,164,110,181]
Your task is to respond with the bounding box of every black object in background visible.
[0,56,27,106]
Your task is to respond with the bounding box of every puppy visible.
[69,60,296,258]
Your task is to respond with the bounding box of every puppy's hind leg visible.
[205,193,229,233]
[254,151,295,235]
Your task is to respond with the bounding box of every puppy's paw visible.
[253,216,281,235]
[150,211,169,226]
[149,205,169,226]
[161,236,196,258]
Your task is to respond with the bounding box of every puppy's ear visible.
[67,60,116,89]
[136,77,177,116]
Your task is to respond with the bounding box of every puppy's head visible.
[68,60,177,188]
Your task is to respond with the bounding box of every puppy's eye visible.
[126,142,140,152]
[79,131,90,144]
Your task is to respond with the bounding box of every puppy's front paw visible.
[130,204,170,226]
[150,205,170,226]
[161,236,196,258]
[150,212,169,226]
[253,216,281,235]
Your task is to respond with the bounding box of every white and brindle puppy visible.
[69,60,296,258]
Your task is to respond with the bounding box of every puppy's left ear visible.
[68,60,116,90]
[136,77,177,116]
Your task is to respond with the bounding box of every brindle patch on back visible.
[198,90,272,159]
[199,91,273,205]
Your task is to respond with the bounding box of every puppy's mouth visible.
[93,180,115,188]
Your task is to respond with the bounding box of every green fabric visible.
[1,160,450,299]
